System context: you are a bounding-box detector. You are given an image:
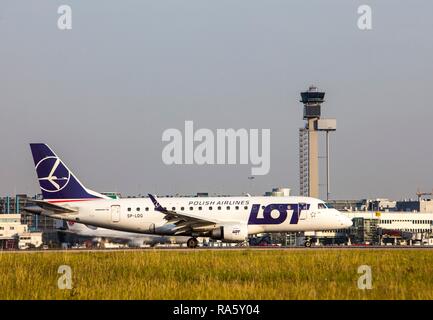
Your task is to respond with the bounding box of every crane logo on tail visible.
[35,156,71,193]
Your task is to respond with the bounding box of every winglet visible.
[148,194,167,213]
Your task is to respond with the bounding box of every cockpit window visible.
[318,203,328,209]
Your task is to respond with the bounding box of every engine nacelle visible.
[210,224,248,242]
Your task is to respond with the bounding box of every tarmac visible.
[1,245,433,253]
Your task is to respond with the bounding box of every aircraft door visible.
[111,205,121,223]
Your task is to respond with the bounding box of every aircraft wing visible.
[24,199,77,214]
[148,194,220,235]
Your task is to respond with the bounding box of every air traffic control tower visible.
[299,86,336,199]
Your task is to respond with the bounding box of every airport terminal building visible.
[0,195,60,249]
[300,199,433,246]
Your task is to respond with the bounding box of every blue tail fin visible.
[30,143,107,201]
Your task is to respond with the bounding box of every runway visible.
[2,245,433,253]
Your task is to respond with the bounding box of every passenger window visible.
[189,207,193,211]
[127,208,131,212]
[145,207,149,211]
[227,206,230,210]
[136,207,140,211]
[235,206,239,210]
[209,207,212,210]
[172,207,176,211]
[218,206,221,210]
[181,207,185,211]
[244,206,248,210]
[198,207,202,211]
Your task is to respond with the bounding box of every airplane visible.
[61,220,190,248]
[24,143,353,248]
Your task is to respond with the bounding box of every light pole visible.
[326,130,330,201]
[315,119,336,201]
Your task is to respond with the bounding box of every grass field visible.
[0,249,432,300]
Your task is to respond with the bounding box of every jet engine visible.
[210,223,248,242]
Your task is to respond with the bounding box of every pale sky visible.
[1,0,432,200]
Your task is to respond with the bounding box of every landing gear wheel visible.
[187,237,199,249]
[304,240,312,248]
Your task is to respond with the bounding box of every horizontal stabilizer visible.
[25,199,77,214]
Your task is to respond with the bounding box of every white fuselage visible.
[46,196,352,237]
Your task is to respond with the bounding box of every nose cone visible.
[334,209,352,228]
[342,215,353,228]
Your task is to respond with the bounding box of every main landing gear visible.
[187,237,199,249]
